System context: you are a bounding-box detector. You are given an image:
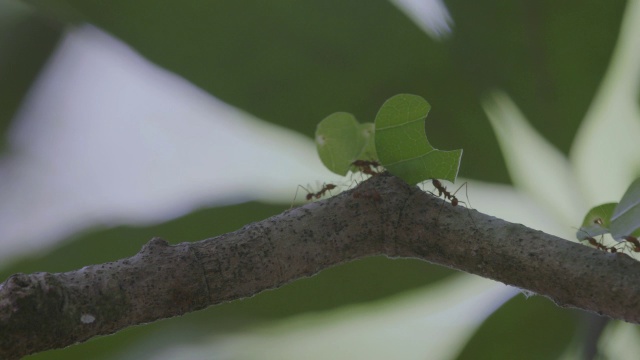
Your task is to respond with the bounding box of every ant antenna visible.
[290,184,314,208]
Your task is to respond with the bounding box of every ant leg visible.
[417,180,434,196]
[434,192,449,225]
[622,236,640,252]
[451,182,472,209]
[448,181,478,231]
[609,242,626,253]
[428,179,451,225]
[290,185,314,209]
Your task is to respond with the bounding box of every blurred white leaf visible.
[483,91,585,227]
[570,0,640,206]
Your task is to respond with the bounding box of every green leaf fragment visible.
[611,178,640,240]
[315,112,375,175]
[374,94,462,185]
[576,203,617,240]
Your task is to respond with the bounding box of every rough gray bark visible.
[2,173,640,359]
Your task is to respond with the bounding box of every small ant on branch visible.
[576,228,621,254]
[431,179,467,207]
[291,183,338,208]
[427,178,476,229]
[583,236,617,253]
[576,224,640,255]
[313,183,337,199]
[430,179,474,211]
[351,160,382,177]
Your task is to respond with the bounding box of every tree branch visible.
[2,173,640,358]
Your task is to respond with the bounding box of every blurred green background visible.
[1,0,637,358]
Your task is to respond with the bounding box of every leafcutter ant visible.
[431,179,470,208]
[314,183,337,199]
[576,228,620,254]
[291,183,338,208]
[351,160,382,177]
[583,236,614,253]
[428,179,476,230]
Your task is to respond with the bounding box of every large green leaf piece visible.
[611,178,640,240]
[374,94,462,185]
[315,112,375,175]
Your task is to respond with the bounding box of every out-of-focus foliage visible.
[0,0,62,153]
[454,295,581,360]
[11,0,626,182]
[1,0,630,358]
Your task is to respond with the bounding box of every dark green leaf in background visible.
[18,0,624,184]
[454,295,580,360]
[0,0,63,153]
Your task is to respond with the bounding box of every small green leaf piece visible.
[374,94,462,185]
[576,203,616,240]
[611,178,640,240]
[316,112,372,175]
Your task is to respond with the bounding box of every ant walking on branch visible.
[351,160,382,177]
[583,236,618,253]
[576,228,621,254]
[431,179,468,207]
[313,183,337,199]
[431,179,474,210]
[427,179,476,229]
[584,217,640,254]
[290,183,338,208]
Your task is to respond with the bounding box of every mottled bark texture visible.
[2,173,640,358]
